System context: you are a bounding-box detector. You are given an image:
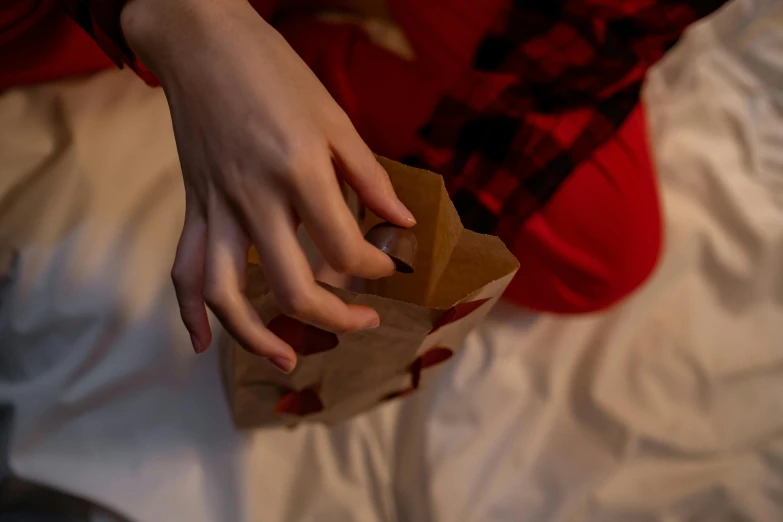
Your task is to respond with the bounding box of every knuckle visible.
[283,157,317,188]
[170,269,205,318]
[363,158,389,186]
[216,163,259,213]
[329,107,356,135]
[276,287,315,318]
[329,243,360,275]
[232,119,328,190]
[203,284,232,316]
[271,141,328,189]
[170,263,190,294]
[170,266,183,289]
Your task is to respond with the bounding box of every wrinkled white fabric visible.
[1,0,782,520]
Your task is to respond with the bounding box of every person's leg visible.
[504,105,662,314]
[277,9,662,314]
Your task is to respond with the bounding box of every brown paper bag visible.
[222,157,519,428]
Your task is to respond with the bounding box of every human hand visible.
[121,0,414,372]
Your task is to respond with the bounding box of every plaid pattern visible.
[405,0,729,241]
[56,0,728,243]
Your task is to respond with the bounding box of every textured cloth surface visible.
[401,0,730,243]
[1,0,783,520]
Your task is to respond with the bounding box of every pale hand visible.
[121,0,414,372]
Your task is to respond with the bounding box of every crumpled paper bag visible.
[222,157,519,428]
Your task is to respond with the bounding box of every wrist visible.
[120,0,228,75]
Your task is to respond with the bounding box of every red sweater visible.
[0,1,116,88]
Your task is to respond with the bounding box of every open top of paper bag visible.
[248,157,518,310]
[232,158,519,428]
[363,157,517,309]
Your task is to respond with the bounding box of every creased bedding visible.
[1,0,782,520]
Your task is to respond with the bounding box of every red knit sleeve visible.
[54,0,159,85]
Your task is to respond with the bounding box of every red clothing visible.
[0,0,728,313]
[276,10,663,313]
[0,1,113,87]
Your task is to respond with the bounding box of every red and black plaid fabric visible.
[56,0,728,244]
[404,0,729,242]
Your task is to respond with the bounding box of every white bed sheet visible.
[1,0,782,520]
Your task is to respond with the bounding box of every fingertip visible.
[369,158,415,227]
[269,355,297,374]
[182,309,212,354]
[346,304,381,330]
[248,328,298,371]
[367,246,396,279]
[364,188,416,229]
[190,332,209,354]
[392,199,416,228]
[335,148,416,228]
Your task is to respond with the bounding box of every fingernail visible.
[396,200,416,225]
[270,356,296,374]
[363,316,381,330]
[190,333,202,354]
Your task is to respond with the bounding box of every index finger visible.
[294,169,396,280]
[246,195,381,333]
